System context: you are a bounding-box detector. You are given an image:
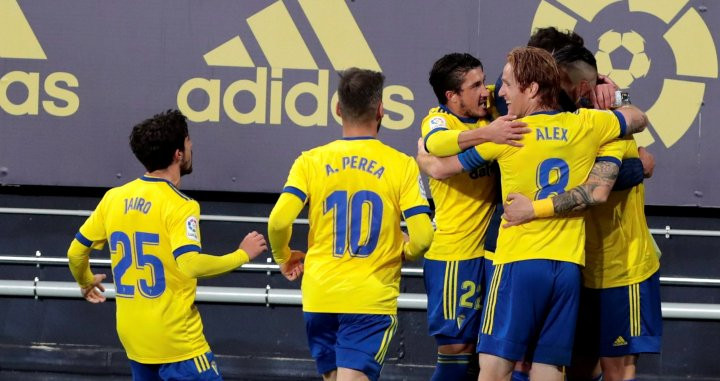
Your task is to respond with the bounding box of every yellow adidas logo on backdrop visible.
[177,0,414,130]
[0,0,79,117]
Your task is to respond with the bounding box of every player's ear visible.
[445,90,455,104]
[376,101,384,120]
[528,82,540,99]
[335,102,342,118]
[174,148,183,163]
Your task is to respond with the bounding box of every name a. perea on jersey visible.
[325,156,385,179]
[536,126,568,142]
[124,197,152,214]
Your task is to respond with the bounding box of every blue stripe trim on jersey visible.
[457,148,487,172]
[140,176,191,200]
[341,136,376,140]
[403,205,432,219]
[595,156,622,167]
[439,104,479,124]
[529,109,561,116]
[283,186,307,203]
[612,110,628,137]
[423,127,449,152]
[173,244,201,259]
[75,232,93,248]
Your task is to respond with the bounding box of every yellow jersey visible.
[584,138,659,288]
[282,137,430,314]
[421,106,497,261]
[460,109,626,265]
[75,176,209,363]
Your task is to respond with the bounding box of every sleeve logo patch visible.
[417,175,428,199]
[428,116,447,130]
[186,216,199,241]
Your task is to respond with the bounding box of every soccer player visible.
[418,53,529,381]
[503,47,662,381]
[67,110,267,381]
[267,68,434,381]
[416,46,647,381]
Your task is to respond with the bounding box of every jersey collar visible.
[439,104,479,124]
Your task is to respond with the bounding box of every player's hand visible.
[502,193,535,228]
[279,250,305,281]
[593,75,619,110]
[416,137,430,159]
[484,115,530,147]
[81,274,107,304]
[638,146,655,178]
[240,231,267,260]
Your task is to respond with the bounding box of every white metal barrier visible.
[1,207,719,319]
[0,279,716,319]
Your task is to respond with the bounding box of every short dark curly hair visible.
[129,110,188,172]
[527,27,584,53]
[429,53,484,104]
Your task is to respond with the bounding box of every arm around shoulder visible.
[616,105,648,135]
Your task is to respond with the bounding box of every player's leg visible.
[598,271,662,381]
[424,257,485,380]
[530,261,581,381]
[335,313,398,381]
[337,367,370,381]
[477,261,553,381]
[528,363,563,381]
[304,312,340,379]
[599,355,637,381]
[478,353,515,381]
[158,352,223,380]
[323,370,338,381]
[129,360,162,381]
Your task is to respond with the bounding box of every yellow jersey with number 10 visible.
[282,137,430,314]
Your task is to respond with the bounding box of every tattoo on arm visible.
[620,105,648,135]
[552,161,619,215]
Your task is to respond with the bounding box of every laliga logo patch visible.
[428,116,446,130]
[186,216,199,241]
[530,0,718,149]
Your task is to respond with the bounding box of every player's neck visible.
[342,122,379,138]
[525,102,553,116]
[146,166,181,187]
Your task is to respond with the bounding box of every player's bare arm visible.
[416,138,464,180]
[457,115,530,149]
[615,104,648,135]
[502,161,619,227]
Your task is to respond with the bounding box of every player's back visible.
[92,176,209,363]
[298,137,428,314]
[488,109,623,265]
[584,139,659,288]
[421,107,497,261]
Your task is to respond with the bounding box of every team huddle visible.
[67,27,661,381]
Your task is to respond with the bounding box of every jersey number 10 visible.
[324,190,384,257]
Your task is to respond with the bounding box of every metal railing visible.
[2,207,720,320]
[2,207,719,237]
[0,279,715,319]
[2,254,719,287]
